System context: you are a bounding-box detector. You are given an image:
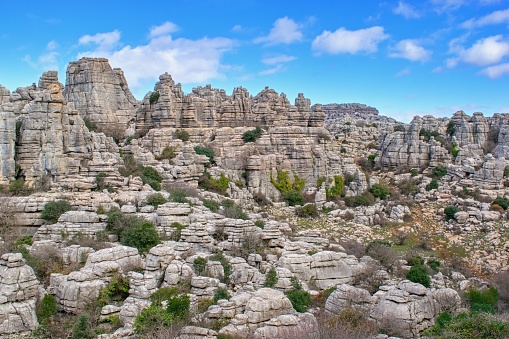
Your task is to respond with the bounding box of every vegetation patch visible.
[194,146,215,166]
[242,126,263,143]
[41,200,72,224]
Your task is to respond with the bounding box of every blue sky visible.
[1,0,509,122]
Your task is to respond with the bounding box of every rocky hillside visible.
[0,57,508,338]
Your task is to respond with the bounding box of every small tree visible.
[444,205,459,221]
[242,126,262,143]
[406,265,430,287]
[72,314,91,339]
[41,200,72,224]
[149,91,160,105]
[370,183,390,200]
[121,217,160,253]
[193,257,207,276]
[175,129,189,142]
[264,267,278,288]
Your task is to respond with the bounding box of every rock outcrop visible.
[64,58,137,134]
[0,253,40,336]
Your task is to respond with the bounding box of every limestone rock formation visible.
[64,57,137,134]
[0,253,40,336]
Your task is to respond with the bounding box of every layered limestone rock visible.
[0,253,40,336]
[370,281,461,338]
[136,77,324,134]
[64,57,137,134]
[49,246,142,313]
[34,211,107,242]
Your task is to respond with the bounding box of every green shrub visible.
[254,220,265,229]
[426,180,439,191]
[134,303,172,334]
[146,193,167,208]
[242,126,263,143]
[370,183,390,200]
[465,287,499,313]
[198,172,229,195]
[326,175,344,200]
[344,191,375,207]
[394,125,405,132]
[155,146,177,160]
[407,256,425,266]
[505,166,509,178]
[213,288,230,303]
[446,121,457,136]
[427,258,441,271]
[264,267,278,288]
[106,207,124,237]
[433,165,447,178]
[194,146,215,165]
[410,168,419,177]
[98,273,130,307]
[140,166,162,191]
[175,129,189,142]
[286,280,312,313]
[149,91,160,105]
[72,314,91,339]
[203,199,220,212]
[270,170,305,195]
[425,311,509,339]
[406,265,430,287]
[492,196,509,210]
[316,176,326,188]
[41,200,72,224]
[169,189,189,203]
[169,221,185,241]
[295,204,319,218]
[9,178,31,195]
[444,205,459,221]
[193,257,207,276]
[283,191,306,206]
[37,294,57,323]
[95,172,108,191]
[420,128,441,142]
[451,142,460,157]
[121,217,160,253]
[166,293,190,319]
[222,200,249,220]
[15,235,33,248]
[209,253,232,284]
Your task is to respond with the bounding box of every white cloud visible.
[259,64,285,75]
[395,68,411,76]
[461,8,509,28]
[23,40,60,71]
[78,30,121,53]
[460,35,509,66]
[262,55,296,65]
[393,1,420,19]
[389,39,431,61]
[254,17,302,45]
[431,0,467,13]
[149,22,179,38]
[77,27,234,91]
[232,25,242,32]
[312,26,388,55]
[480,62,509,78]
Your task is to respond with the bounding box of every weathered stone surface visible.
[64,57,137,134]
[0,253,40,336]
[325,284,375,315]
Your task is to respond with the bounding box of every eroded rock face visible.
[49,246,142,313]
[64,57,137,134]
[0,253,40,336]
[370,281,460,338]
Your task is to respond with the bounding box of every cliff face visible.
[63,58,137,135]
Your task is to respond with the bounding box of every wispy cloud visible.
[312,26,389,55]
[261,54,297,65]
[78,23,234,91]
[461,8,509,28]
[259,64,285,75]
[395,68,411,77]
[479,62,509,78]
[23,40,60,71]
[254,17,303,45]
[431,0,468,13]
[393,1,421,19]
[389,39,431,61]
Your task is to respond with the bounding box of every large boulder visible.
[0,253,40,336]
